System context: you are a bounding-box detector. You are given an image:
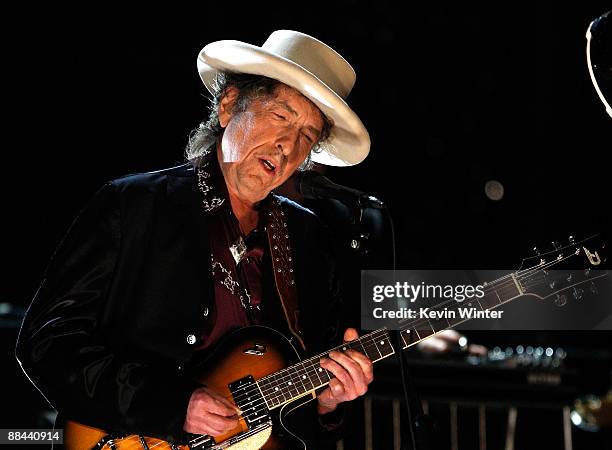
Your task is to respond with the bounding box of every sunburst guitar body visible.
[62,326,322,450]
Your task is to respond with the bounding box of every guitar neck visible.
[257,272,525,409]
[400,272,523,347]
[256,328,394,409]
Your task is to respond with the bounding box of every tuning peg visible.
[552,241,560,250]
[554,294,567,307]
[573,287,584,300]
[590,282,599,295]
[533,246,541,256]
[584,267,591,278]
[569,235,576,245]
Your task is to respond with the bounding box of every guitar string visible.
[254,331,390,406]
[186,256,574,411]
[186,240,602,449]
[87,248,595,450]
[222,261,574,405]
[373,273,587,351]
[250,251,597,409]
[206,328,390,410]
[256,329,386,392]
[226,329,388,408]
[392,249,592,332]
[94,330,384,448]
[177,330,387,432]
[389,278,524,333]
[97,330,391,449]
[116,249,597,449]
[185,331,393,449]
[227,328,386,404]
[519,272,607,296]
[185,331,398,448]
[110,306,521,449]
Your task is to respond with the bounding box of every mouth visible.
[258,157,278,176]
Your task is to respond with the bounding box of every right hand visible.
[183,386,241,436]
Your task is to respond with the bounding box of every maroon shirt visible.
[195,155,271,351]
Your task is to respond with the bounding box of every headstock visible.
[516,235,608,303]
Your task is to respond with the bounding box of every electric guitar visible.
[62,235,607,449]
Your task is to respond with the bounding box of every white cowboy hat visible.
[197,30,370,167]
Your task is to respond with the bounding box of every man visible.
[16,30,373,447]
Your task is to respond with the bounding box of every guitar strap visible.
[266,197,306,351]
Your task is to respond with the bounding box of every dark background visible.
[4,2,612,283]
[3,2,612,449]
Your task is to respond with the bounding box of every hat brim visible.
[197,40,370,167]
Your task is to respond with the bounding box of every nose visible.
[275,127,300,157]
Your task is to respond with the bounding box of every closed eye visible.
[302,132,314,143]
[273,113,287,121]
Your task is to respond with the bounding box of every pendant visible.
[230,236,247,265]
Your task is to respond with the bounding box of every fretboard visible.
[257,328,394,409]
[400,273,523,347]
[257,272,525,410]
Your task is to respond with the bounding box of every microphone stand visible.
[391,329,434,450]
[294,171,434,448]
[346,202,433,450]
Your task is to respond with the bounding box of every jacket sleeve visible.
[15,181,201,443]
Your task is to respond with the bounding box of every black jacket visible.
[15,163,343,443]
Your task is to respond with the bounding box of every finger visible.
[346,349,374,383]
[321,355,357,397]
[328,377,345,399]
[329,351,368,395]
[317,382,344,412]
[186,414,235,436]
[205,389,242,415]
[329,350,365,379]
[199,422,225,437]
[216,396,242,415]
[343,327,359,342]
[205,424,229,437]
[202,412,239,432]
[205,397,241,417]
[333,350,374,395]
[317,386,334,406]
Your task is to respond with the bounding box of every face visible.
[217,84,324,205]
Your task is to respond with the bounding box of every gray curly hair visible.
[185,72,332,170]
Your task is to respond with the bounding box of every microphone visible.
[294,171,385,209]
